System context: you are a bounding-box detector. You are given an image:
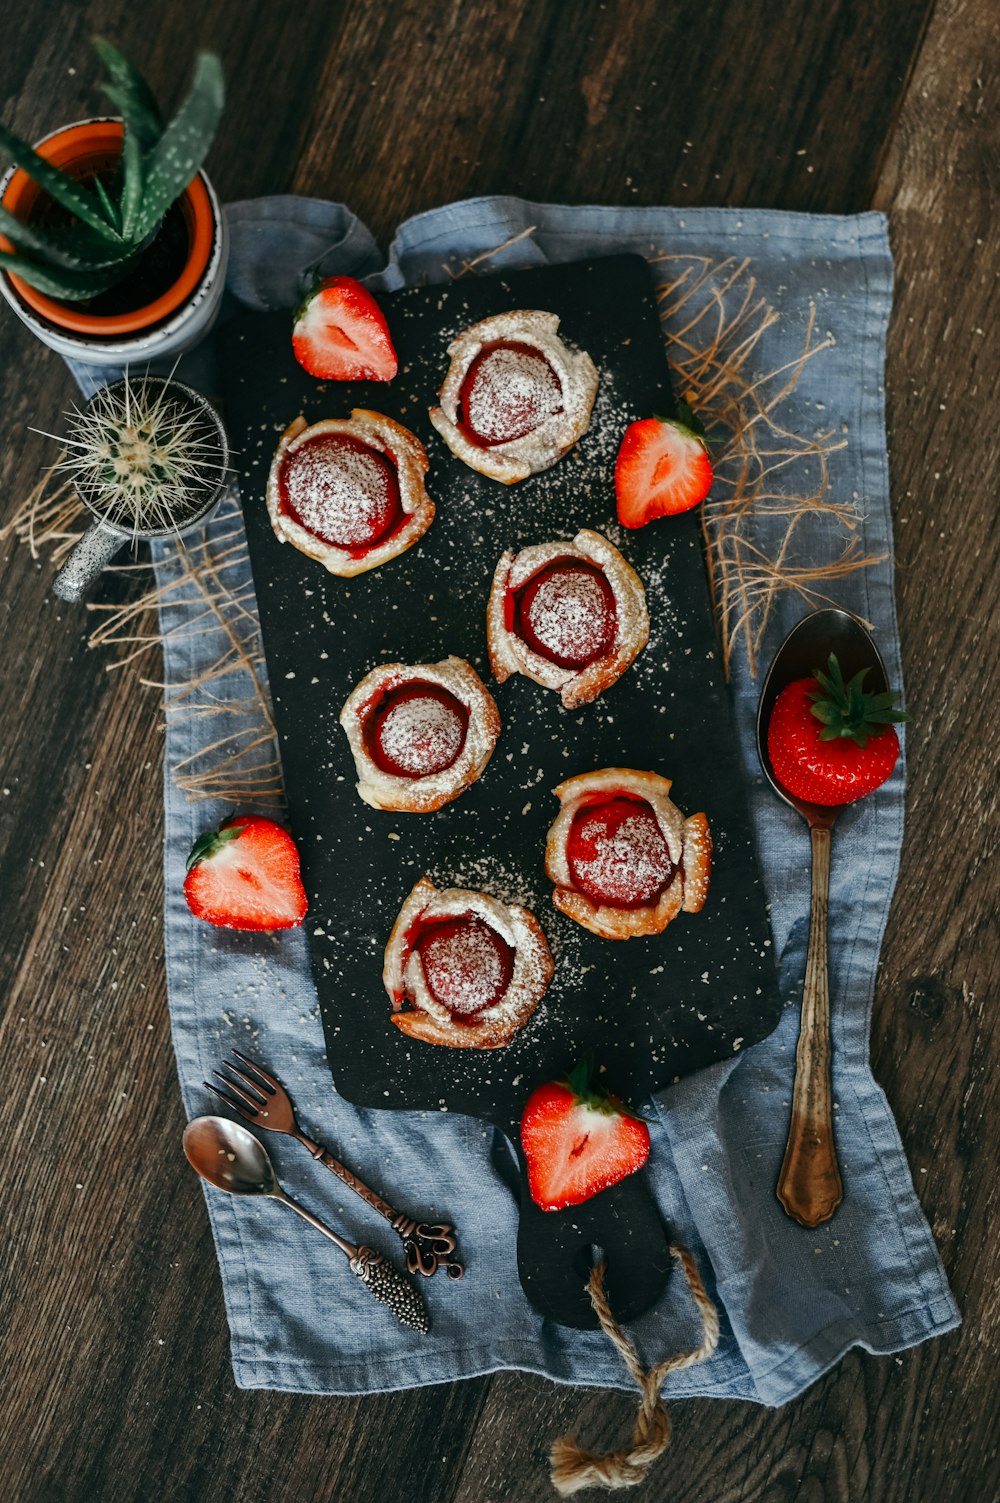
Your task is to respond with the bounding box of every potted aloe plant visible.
[0,38,227,365]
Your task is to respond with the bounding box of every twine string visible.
[549,1244,720,1496]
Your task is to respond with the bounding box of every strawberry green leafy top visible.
[808,653,911,748]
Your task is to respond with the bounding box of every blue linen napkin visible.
[73,195,959,1401]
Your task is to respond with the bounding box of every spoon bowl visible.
[183,1113,278,1196]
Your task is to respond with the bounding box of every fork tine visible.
[221,1058,274,1103]
[204,1079,258,1120]
[212,1068,266,1113]
[230,1049,279,1095]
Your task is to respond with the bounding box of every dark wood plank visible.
[865,0,1000,1491]
[288,0,936,242]
[3,0,996,1499]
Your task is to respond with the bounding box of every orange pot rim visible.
[0,118,215,336]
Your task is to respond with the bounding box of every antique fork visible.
[206,1050,463,1279]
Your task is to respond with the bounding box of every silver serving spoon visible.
[756,608,891,1228]
[183,1115,429,1333]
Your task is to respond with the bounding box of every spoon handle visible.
[776,825,844,1227]
[274,1188,359,1259]
[273,1191,430,1332]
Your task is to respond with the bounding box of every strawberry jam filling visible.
[278,433,403,554]
[459,340,563,447]
[508,560,617,669]
[566,796,676,909]
[413,915,515,1017]
[366,682,469,779]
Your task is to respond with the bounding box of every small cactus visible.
[0,39,224,303]
[47,373,228,533]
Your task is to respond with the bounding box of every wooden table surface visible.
[1,3,996,1500]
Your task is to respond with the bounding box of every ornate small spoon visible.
[756,608,892,1228]
[183,1115,430,1332]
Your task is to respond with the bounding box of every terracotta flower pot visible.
[0,118,228,366]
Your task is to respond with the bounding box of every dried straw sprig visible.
[443,225,538,280]
[650,251,880,676]
[1,458,83,562]
[81,505,286,802]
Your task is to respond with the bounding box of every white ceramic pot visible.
[0,122,229,367]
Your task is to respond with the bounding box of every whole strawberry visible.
[520,1059,650,1211]
[767,653,910,806]
[615,400,713,529]
[184,815,308,930]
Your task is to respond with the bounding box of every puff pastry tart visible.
[340,656,500,813]
[545,768,711,940]
[487,529,649,709]
[383,877,554,1049]
[266,411,434,577]
[428,311,599,483]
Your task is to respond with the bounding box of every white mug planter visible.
[0,118,229,367]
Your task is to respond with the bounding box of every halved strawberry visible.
[292,276,398,382]
[615,402,713,528]
[183,815,308,931]
[520,1060,651,1211]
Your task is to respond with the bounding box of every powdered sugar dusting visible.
[462,343,564,445]
[521,563,616,667]
[376,693,465,777]
[417,918,514,1015]
[568,801,675,907]
[281,435,399,548]
[425,852,543,915]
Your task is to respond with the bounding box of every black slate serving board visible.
[219,255,781,1327]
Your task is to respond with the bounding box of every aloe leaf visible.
[0,122,121,241]
[0,204,81,265]
[92,173,121,233]
[92,37,163,153]
[130,52,224,242]
[118,126,144,242]
[0,204,131,271]
[0,248,123,300]
[93,38,165,240]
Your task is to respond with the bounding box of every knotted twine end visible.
[549,1244,720,1496]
